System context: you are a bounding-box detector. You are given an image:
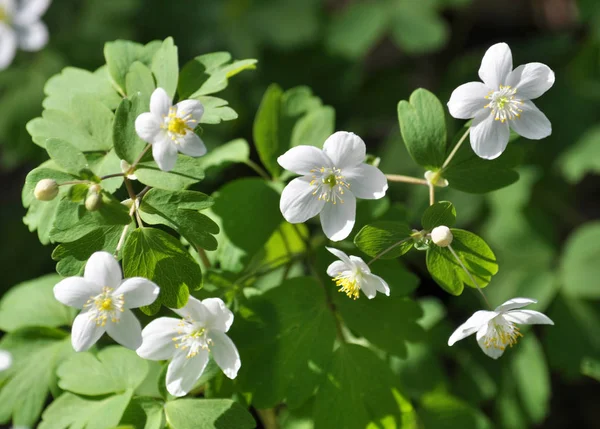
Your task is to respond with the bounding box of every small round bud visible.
[431,226,453,247]
[34,179,59,201]
[88,184,102,194]
[85,192,103,212]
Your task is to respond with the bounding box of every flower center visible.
[483,319,523,351]
[172,318,213,358]
[84,287,125,326]
[162,107,197,143]
[0,6,8,23]
[485,85,523,123]
[333,272,361,300]
[168,117,188,135]
[309,167,350,204]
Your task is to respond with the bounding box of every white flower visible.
[278,132,388,241]
[0,0,51,70]
[448,42,555,160]
[0,350,12,371]
[135,87,206,172]
[448,297,554,359]
[136,296,240,397]
[54,251,160,352]
[326,247,389,300]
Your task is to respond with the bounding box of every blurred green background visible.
[1,0,599,428]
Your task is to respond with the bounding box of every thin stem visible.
[367,236,414,265]
[441,126,470,170]
[137,186,152,200]
[308,260,347,342]
[245,159,271,181]
[385,174,428,186]
[131,144,152,170]
[58,180,89,186]
[256,408,279,429]
[429,183,435,205]
[196,246,212,269]
[235,253,304,286]
[124,178,143,227]
[99,173,125,181]
[447,244,492,309]
[114,224,130,257]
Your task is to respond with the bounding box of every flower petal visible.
[13,0,51,25]
[326,261,348,277]
[166,350,209,397]
[208,330,241,379]
[202,298,234,333]
[176,99,204,124]
[71,311,106,352]
[476,324,506,359]
[447,82,490,119]
[150,87,172,117]
[152,136,178,172]
[364,273,390,296]
[503,310,554,326]
[172,296,208,321]
[106,309,142,350]
[470,109,510,160]
[277,146,332,175]
[178,132,207,157]
[349,255,370,273]
[494,297,537,313]
[506,62,555,100]
[16,20,48,51]
[343,164,388,200]
[84,251,122,289]
[509,100,551,140]
[0,350,12,371]
[115,277,159,309]
[447,310,497,346]
[319,192,356,241]
[137,317,180,360]
[54,277,100,309]
[322,132,366,169]
[280,176,325,223]
[359,276,377,299]
[478,42,513,89]
[325,246,353,267]
[0,23,17,70]
[135,112,162,142]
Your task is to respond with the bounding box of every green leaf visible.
[122,228,202,313]
[151,37,179,99]
[164,399,255,429]
[560,221,600,299]
[113,94,150,165]
[22,164,76,208]
[0,274,75,332]
[139,188,219,251]
[422,201,456,230]
[290,106,335,148]
[195,139,250,171]
[46,138,88,175]
[418,391,492,429]
[390,4,449,54]
[559,125,600,184]
[426,229,498,295]
[230,277,336,408]
[85,149,124,193]
[354,221,413,259]
[196,96,239,124]
[120,396,165,429]
[253,84,283,178]
[38,390,133,429]
[126,61,156,106]
[581,357,600,382]
[58,346,149,395]
[397,88,447,169]
[135,155,206,191]
[104,39,162,95]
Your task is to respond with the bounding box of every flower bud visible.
[424,170,449,187]
[431,226,453,247]
[85,192,103,211]
[34,179,59,201]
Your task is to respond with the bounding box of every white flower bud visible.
[85,192,103,212]
[431,226,453,247]
[34,179,59,201]
[424,170,449,187]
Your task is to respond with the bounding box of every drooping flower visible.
[278,132,388,241]
[54,251,160,352]
[0,0,52,70]
[0,350,12,371]
[135,87,206,172]
[448,42,555,160]
[448,297,554,359]
[136,296,240,397]
[326,247,389,300]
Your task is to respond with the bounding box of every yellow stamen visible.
[333,275,360,300]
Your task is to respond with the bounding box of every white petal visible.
[208,330,241,379]
[71,311,106,352]
[178,132,207,157]
[135,112,162,143]
[349,255,370,273]
[326,261,348,277]
[503,310,554,326]
[478,42,513,89]
[447,310,497,346]
[322,132,366,169]
[54,277,100,309]
[494,297,537,313]
[115,278,159,309]
[0,23,17,70]
[325,246,353,267]
[0,0,15,17]
[166,350,209,397]
[277,146,332,175]
[343,164,388,200]
[13,0,50,25]
[280,176,325,223]
[150,87,172,117]
[202,298,234,333]
[470,109,510,160]
[509,100,551,140]
[506,62,555,100]
[447,82,490,119]
[172,296,208,321]
[476,324,506,359]
[0,350,12,371]
[137,317,180,360]
[15,20,47,51]
[176,99,204,124]
[152,136,178,172]
[359,276,377,299]
[364,273,390,296]
[84,251,122,289]
[106,309,142,350]
[319,193,356,241]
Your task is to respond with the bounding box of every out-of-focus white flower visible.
[135,88,206,172]
[448,43,554,160]
[0,0,52,70]
[0,350,12,371]
[448,297,554,359]
[278,131,388,241]
[54,251,160,352]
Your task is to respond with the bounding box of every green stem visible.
[428,183,435,206]
[100,173,125,181]
[131,144,152,170]
[245,159,271,181]
[367,236,414,265]
[386,174,428,186]
[447,244,492,309]
[441,126,470,171]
